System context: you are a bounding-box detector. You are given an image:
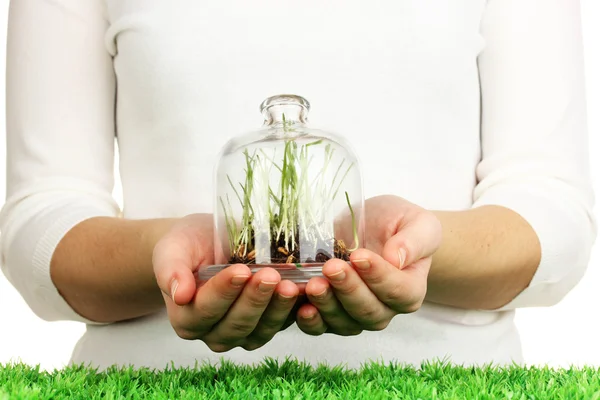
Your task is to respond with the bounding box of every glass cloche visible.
[198,94,364,283]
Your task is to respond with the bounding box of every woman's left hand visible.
[296,195,442,336]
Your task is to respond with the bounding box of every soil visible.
[228,229,352,265]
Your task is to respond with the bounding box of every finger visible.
[350,248,430,313]
[202,267,281,346]
[304,277,363,335]
[244,280,299,349]
[321,259,394,329]
[279,292,308,331]
[153,230,208,305]
[295,303,328,336]
[382,212,442,269]
[172,263,252,338]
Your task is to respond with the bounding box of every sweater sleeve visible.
[474,0,597,310]
[0,0,120,323]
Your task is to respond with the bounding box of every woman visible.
[1,0,596,370]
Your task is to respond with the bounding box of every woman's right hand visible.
[152,214,300,352]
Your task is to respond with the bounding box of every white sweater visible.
[1,0,596,370]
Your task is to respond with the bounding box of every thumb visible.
[153,232,204,306]
[382,212,442,269]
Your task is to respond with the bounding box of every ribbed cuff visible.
[6,204,118,324]
[34,208,116,323]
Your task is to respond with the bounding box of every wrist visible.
[428,210,450,268]
[141,213,215,263]
[140,218,180,261]
[426,209,465,300]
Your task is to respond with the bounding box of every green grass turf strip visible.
[2,358,600,399]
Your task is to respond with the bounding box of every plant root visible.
[228,231,351,266]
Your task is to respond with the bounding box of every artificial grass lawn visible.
[2,359,600,399]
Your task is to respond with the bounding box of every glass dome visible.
[198,94,364,283]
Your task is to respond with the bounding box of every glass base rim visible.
[196,262,351,283]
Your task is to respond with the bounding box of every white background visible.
[0,3,599,371]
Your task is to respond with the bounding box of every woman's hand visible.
[296,195,442,336]
[153,214,300,352]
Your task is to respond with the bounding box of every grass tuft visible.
[2,358,600,399]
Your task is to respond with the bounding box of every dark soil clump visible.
[228,229,352,265]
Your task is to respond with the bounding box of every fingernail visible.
[170,279,179,300]
[312,288,328,300]
[301,313,315,320]
[231,274,250,287]
[352,259,371,270]
[258,281,278,293]
[398,248,407,268]
[278,293,295,303]
[327,269,346,282]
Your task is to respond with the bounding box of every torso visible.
[71,0,523,370]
